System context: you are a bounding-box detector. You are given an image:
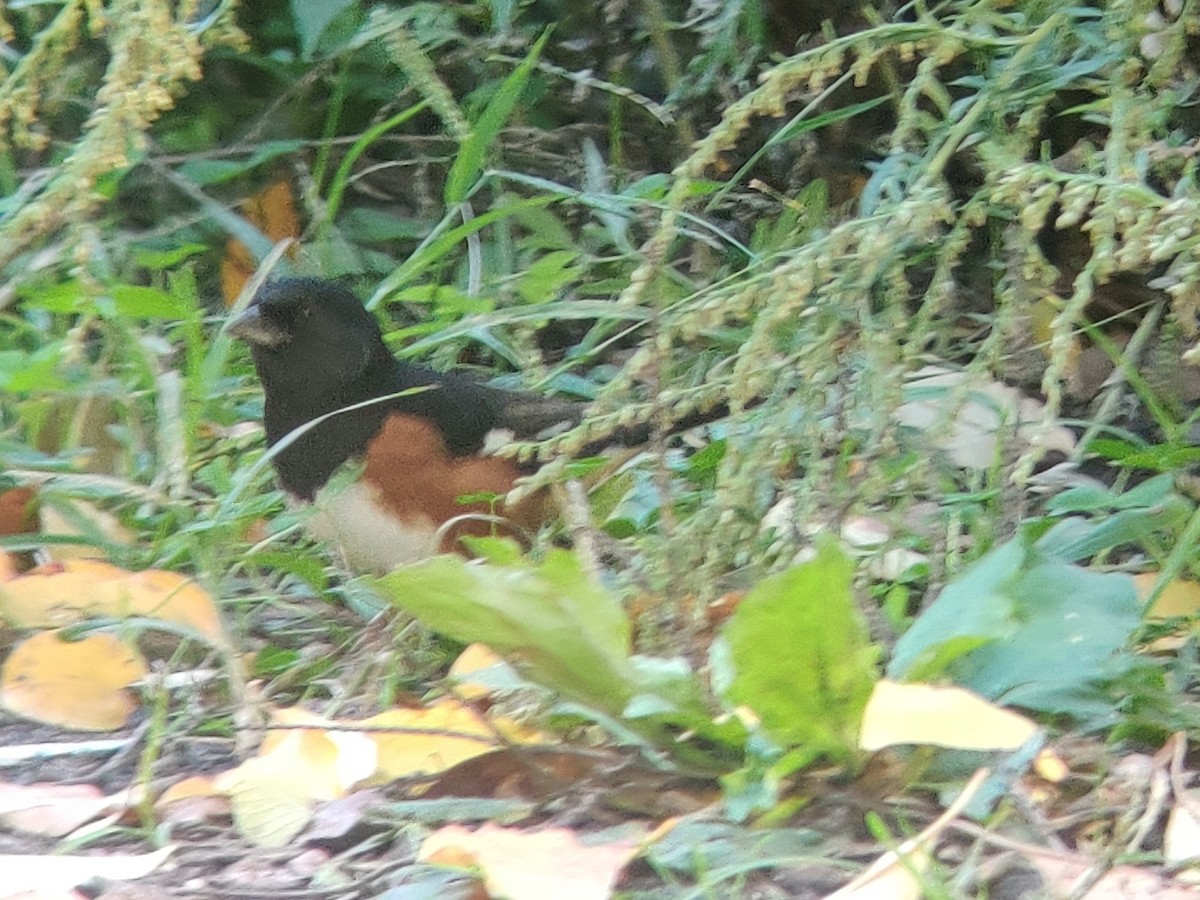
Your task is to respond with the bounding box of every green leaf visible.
[888,540,1024,679]
[889,538,1141,722]
[718,542,877,764]
[1035,499,1188,562]
[290,0,356,58]
[0,346,67,392]
[443,29,551,205]
[371,195,561,300]
[132,243,206,269]
[485,0,517,32]
[107,285,194,319]
[515,250,580,304]
[373,541,636,713]
[176,140,307,185]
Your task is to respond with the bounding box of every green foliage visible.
[373,538,745,766]
[443,30,550,205]
[716,542,877,766]
[889,535,1143,725]
[375,538,639,714]
[3,0,1200,816]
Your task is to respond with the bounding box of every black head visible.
[227,278,384,392]
[228,277,510,499]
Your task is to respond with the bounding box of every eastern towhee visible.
[228,278,586,572]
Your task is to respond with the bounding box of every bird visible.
[227,277,584,573]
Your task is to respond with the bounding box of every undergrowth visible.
[1,0,1199,696]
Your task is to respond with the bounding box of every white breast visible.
[305,476,440,574]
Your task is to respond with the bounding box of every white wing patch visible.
[306,475,439,574]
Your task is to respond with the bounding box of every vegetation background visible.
[2,0,1200,896]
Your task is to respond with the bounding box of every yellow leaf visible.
[365,699,502,780]
[0,560,225,642]
[448,643,513,701]
[420,823,643,900]
[218,753,320,849]
[859,680,1038,751]
[1134,573,1200,619]
[0,631,146,731]
[214,710,379,846]
[38,498,135,562]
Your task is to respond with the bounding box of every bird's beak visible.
[226,306,289,348]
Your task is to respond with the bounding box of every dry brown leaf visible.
[0,560,225,642]
[154,774,230,827]
[155,774,232,826]
[0,781,110,837]
[220,179,300,305]
[1027,853,1198,899]
[0,487,38,537]
[0,631,146,731]
[420,823,644,900]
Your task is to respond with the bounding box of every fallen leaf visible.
[0,487,38,536]
[38,499,135,563]
[366,698,543,781]
[0,846,175,895]
[0,560,225,642]
[0,782,109,837]
[221,179,299,305]
[895,366,1075,470]
[448,643,521,701]
[155,775,230,826]
[215,714,377,848]
[420,823,643,900]
[1134,573,1200,619]
[859,680,1039,751]
[0,631,147,730]
[1164,788,1200,882]
[301,790,384,845]
[217,752,322,849]
[1026,853,1199,899]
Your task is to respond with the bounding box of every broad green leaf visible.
[1047,473,1175,514]
[373,541,636,713]
[107,285,194,319]
[888,540,1023,679]
[890,538,1142,722]
[1035,499,1188,562]
[718,542,877,764]
[0,346,67,393]
[290,0,355,58]
[443,30,551,205]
